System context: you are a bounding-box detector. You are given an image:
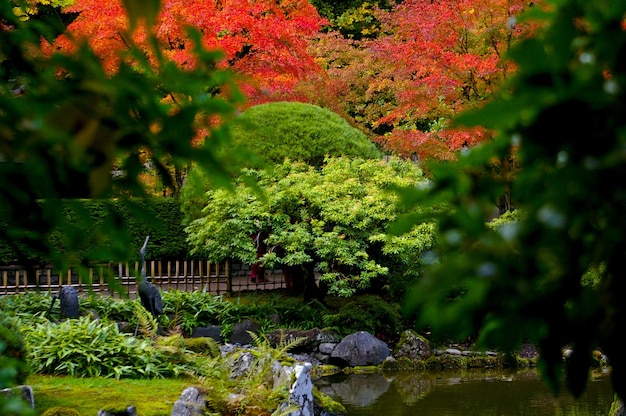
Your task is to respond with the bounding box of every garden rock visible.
[228,350,256,379]
[266,328,340,352]
[171,387,206,416]
[191,325,222,342]
[393,329,432,361]
[98,405,137,416]
[330,331,390,366]
[228,319,260,345]
[275,363,314,416]
[1,385,34,409]
[318,342,337,355]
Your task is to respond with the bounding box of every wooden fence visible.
[0,260,286,297]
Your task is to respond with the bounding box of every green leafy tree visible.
[180,101,381,223]
[185,157,436,299]
[398,0,626,402]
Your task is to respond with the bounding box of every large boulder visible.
[393,329,432,361]
[228,319,260,345]
[330,331,390,367]
[190,325,222,343]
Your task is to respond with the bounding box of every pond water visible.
[315,368,615,416]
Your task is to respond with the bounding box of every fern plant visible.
[133,300,159,339]
[197,331,307,416]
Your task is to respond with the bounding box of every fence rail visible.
[0,260,286,297]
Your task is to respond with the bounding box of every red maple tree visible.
[373,0,540,159]
[47,0,326,99]
[296,0,539,160]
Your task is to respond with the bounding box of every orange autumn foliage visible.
[47,0,326,98]
[296,0,540,160]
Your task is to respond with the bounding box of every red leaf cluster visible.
[47,0,326,96]
[295,0,539,160]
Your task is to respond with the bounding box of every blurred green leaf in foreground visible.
[399,0,626,402]
[0,0,244,268]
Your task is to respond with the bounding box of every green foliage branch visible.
[185,156,436,297]
[397,0,626,401]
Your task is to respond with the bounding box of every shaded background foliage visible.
[1,0,242,410]
[0,199,190,265]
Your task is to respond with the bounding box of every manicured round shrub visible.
[226,101,381,168]
[182,103,381,223]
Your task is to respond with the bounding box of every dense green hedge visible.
[0,198,190,264]
[223,101,382,169]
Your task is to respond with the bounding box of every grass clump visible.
[22,316,185,379]
[41,407,80,416]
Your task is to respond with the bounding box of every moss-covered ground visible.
[27,374,195,415]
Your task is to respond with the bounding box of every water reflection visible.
[316,369,614,416]
[318,373,393,407]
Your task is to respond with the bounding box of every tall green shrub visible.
[186,157,436,298]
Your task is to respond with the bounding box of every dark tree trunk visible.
[281,263,326,302]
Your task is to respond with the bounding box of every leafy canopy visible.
[47,0,327,99]
[399,0,626,401]
[185,157,436,297]
[297,0,538,161]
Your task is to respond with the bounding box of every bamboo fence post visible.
[226,260,232,296]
